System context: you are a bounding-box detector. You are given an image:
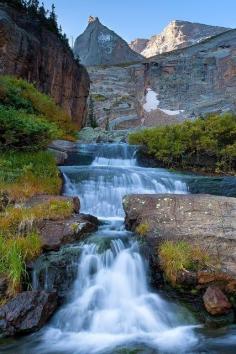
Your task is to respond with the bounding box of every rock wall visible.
[0,4,89,128]
[85,29,236,129]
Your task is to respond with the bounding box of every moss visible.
[135,222,150,236]
[91,94,107,102]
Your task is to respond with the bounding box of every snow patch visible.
[98,33,112,43]
[143,89,160,112]
[143,88,184,116]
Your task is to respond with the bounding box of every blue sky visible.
[43,0,236,44]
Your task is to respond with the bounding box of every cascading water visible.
[2,143,236,354]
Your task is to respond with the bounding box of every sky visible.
[43,0,236,45]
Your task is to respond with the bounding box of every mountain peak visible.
[130,20,230,57]
[74,19,143,66]
[88,16,99,24]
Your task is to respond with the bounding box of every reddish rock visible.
[203,286,232,315]
[0,4,89,127]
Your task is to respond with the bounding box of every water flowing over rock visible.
[130,20,229,57]
[0,291,58,336]
[0,4,89,127]
[73,17,143,66]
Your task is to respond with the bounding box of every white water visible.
[34,144,199,354]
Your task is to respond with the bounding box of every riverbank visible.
[129,113,236,176]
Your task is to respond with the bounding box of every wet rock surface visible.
[0,291,58,336]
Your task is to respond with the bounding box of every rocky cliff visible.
[87,29,236,129]
[0,3,89,128]
[131,20,229,58]
[74,16,143,66]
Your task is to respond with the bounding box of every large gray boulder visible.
[74,16,143,66]
[123,194,236,276]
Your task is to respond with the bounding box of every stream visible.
[1,143,236,354]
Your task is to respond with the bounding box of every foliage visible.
[0,151,61,201]
[0,76,77,142]
[129,114,236,173]
[159,241,210,285]
[0,105,60,151]
[135,222,150,236]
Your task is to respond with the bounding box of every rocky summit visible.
[130,20,229,57]
[73,16,143,66]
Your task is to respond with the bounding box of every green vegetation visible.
[135,222,150,236]
[0,151,61,201]
[159,241,210,286]
[92,94,107,102]
[0,199,74,296]
[0,76,77,143]
[129,114,236,173]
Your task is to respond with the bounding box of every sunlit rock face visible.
[74,17,143,66]
[131,20,229,58]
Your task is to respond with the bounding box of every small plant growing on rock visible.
[159,240,210,286]
[135,222,150,237]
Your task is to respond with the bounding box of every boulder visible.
[203,286,232,315]
[0,291,57,336]
[25,195,81,214]
[48,148,68,165]
[123,194,236,276]
[39,214,99,251]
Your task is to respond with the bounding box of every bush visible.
[0,151,61,200]
[0,105,61,151]
[159,241,210,285]
[129,114,236,173]
[0,76,77,142]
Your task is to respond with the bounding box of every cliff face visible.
[0,4,89,128]
[87,29,236,129]
[129,39,148,54]
[131,20,229,58]
[74,17,143,66]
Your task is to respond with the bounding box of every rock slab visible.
[0,291,57,336]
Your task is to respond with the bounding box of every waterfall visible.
[38,239,198,354]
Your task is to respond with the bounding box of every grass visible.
[159,241,210,286]
[0,232,42,296]
[0,75,77,141]
[129,113,236,174]
[0,151,61,201]
[0,199,74,296]
[0,199,74,236]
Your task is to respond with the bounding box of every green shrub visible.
[135,222,150,236]
[0,76,77,141]
[129,114,236,173]
[0,105,61,151]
